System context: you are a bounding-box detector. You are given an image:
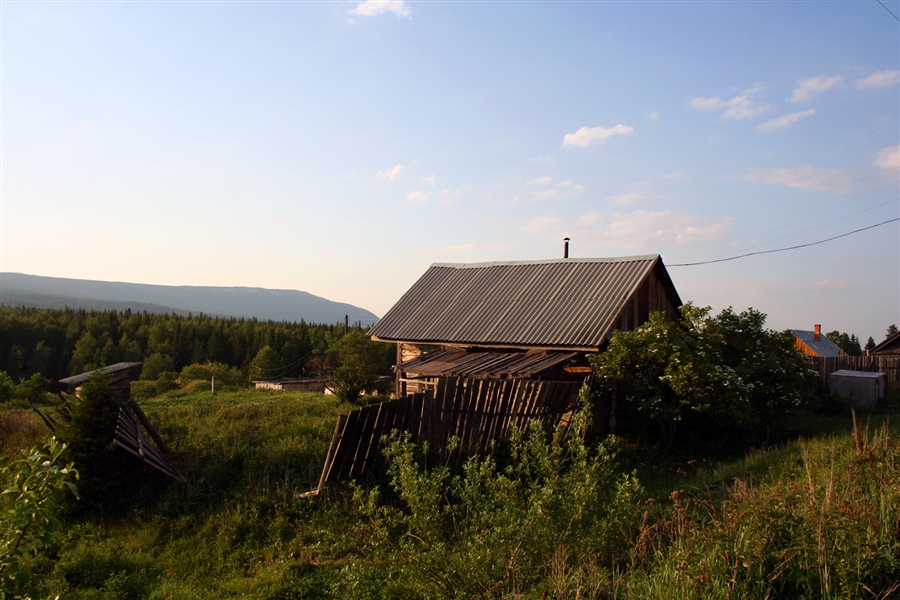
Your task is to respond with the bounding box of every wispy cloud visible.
[405,190,428,203]
[349,0,410,18]
[562,124,634,148]
[856,70,900,89]
[523,210,732,249]
[688,87,770,120]
[758,109,816,132]
[788,75,842,102]
[527,176,552,186]
[737,166,859,193]
[376,163,404,182]
[874,145,900,171]
[421,174,438,186]
[648,110,660,120]
[605,192,669,205]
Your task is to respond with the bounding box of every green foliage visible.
[180,362,245,389]
[826,330,863,356]
[351,388,643,598]
[140,352,174,381]
[249,346,284,381]
[12,373,52,406]
[865,336,877,352]
[328,331,391,403]
[592,304,818,448]
[887,324,899,339]
[0,374,12,405]
[0,437,79,597]
[591,304,749,447]
[55,374,137,511]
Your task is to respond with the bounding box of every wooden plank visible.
[349,405,378,479]
[358,401,387,478]
[334,410,362,482]
[318,415,347,490]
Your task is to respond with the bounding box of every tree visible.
[887,324,899,340]
[249,345,284,381]
[590,304,748,447]
[328,330,390,402]
[590,304,817,448]
[865,337,877,352]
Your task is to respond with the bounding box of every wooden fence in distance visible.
[809,355,900,388]
[315,376,584,491]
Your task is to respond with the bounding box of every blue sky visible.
[2,0,898,341]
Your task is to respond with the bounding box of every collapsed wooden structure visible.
[59,362,186,484]
[308,255,683,493]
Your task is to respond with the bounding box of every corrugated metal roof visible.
[398,350,581,379]
[60,362,143,385]
[792,330,841,358]
[369,255,680,350]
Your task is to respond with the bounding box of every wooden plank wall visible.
[810,355,900,388]
[317,376,583,488]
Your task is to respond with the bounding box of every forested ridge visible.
[0,305,355,383]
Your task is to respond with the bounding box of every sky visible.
[1,0,898,342]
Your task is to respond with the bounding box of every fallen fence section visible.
[114,398,187,484]
[315,376,583,490]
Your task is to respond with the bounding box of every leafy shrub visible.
[180,362,245,389]
[0,437,79,596]
[328,331,392,403]
[351,387,643,598]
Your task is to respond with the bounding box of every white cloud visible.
[758,109,816,132]
[522,210,732,249]
[856,70,900,89]
[438,188,462,205]
[349,0,410,18]
[376,163,404,182]
[557,179,573,188]
[605,192,669,205]
[788,75,842,102]
[527,176,552,186]
[422,174,438,186]
[874,145,900,171]
[737,166,859,193]
[688,88,770,119]
[648,110,660,120]
[405,190,428,203]
[562,124,634,148]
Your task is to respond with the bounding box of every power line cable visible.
[876,0,900,22]
[725,196,898,255]
[669,217,899,267]
[684,179,899,262]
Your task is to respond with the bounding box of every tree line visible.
[0,305,361,384]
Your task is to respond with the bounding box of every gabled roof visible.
[368,255,681,351]
[791,330,841,358]
[871,331,900,356]
[59,362,143,386]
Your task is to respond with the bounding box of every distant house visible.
[870,331,900,356]
[368,254,682,397]
[252,377,331,392]
[792,325,842,358]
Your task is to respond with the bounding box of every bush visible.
[351,387,643,598]
[328,331,391,403]
[180,362,245,389]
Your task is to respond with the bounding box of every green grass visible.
[2,388,899,599]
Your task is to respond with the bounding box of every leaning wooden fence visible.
[314,376,583,491]
[809,355,900,388]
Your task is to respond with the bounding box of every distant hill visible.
[0,273,379,325]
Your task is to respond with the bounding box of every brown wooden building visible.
[871,331,900,356]
[368,255,682,397]
[791,325,842,358]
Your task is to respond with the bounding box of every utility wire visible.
[669,217,899,267]
[725,196,898,256]
[876,0,900,22]
[684,179,899,262]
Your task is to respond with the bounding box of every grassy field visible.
[2,386,898,599]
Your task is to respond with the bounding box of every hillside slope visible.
[0,273,378,325]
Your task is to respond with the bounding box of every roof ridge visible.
[431,255,661,269]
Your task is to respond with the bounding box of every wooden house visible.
[308,255,682,492]
[870,331,900,356]
[792,325,842,358]
[368,255,682,397]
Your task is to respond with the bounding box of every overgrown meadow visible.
[2,383,898,599]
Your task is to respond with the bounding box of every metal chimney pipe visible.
[563,237,570,258]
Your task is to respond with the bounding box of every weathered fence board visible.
[810,356,900,388]
[315,376,584,490]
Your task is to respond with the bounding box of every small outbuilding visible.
[829,369,886,407]
[252,377,331,392]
